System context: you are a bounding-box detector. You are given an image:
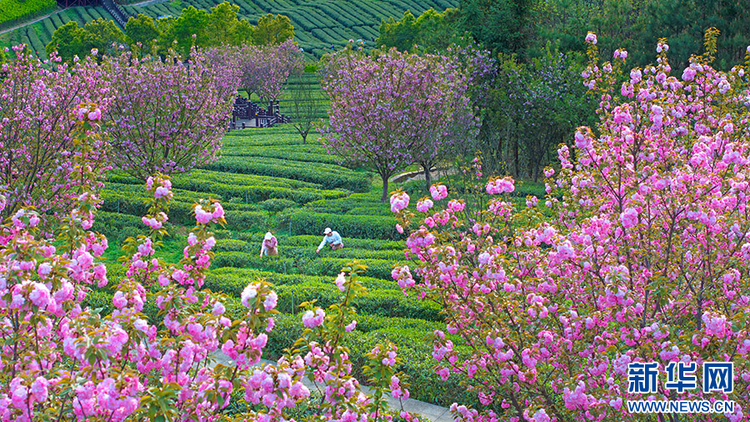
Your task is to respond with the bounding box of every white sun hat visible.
[324,227,332,235]
[265,232,273,240]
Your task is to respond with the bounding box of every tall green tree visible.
[83,18,125,57]
[376,8,462,53]
[459,0,533,58]
[253,13,294,45]
[206,2,240,46]
[159,6,209,56]
[376,10,420,51]
[45,21,86,62]
[125,14,160,52]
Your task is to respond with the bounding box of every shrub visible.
[203,156,371,192]
[259,198,297,212]
[0,0,56,30]
[287,211,401,240]
[223,210,273,231]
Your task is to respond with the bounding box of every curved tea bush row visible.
[214,239,406,261]
[203,156,371,192]
[221,144,339,165]
[211,252,402,281]
[203,273,439,320]
[0,0,56,30]
[206,267,397,290]
[282,210,401,240]
[224,234,405,251]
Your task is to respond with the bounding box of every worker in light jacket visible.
[316,227,343,253]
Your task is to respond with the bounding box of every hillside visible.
[0,0,457,59]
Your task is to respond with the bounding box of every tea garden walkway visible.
[211,352,455,421]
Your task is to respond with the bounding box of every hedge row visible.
[203,156,371,193]
[210,252,403,281]
[302,192,387,214]
[213,238,405,261]
[222,234,405,251]
[0,0,56,30]
[283,211,400,240]
[206,267,397,291]
[221,144,338,165]
[92,211,174,244]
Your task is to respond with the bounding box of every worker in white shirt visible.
[260,232,278,257]
[316,227,343,253]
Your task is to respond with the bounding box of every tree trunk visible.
[512,134,519,178]
[380,173,389,203]
[301,132,307,144]
[423,163,432,191]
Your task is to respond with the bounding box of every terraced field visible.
[1,0,457,59]
[88,124,476,407]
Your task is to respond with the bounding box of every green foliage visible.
[284,211,400,240]
[83,18,125,56]
[0,0,56,30]
[376,8,461,53]
[459,0,533,58]
[158,5,208,56]
[205,2,255,46]
[253,13,295,45]
[203,156,371,193]
[125,14,160,52]
[45,21,85,61]
[46,17,125,61]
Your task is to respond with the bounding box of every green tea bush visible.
[206,267,396,290]
[0,0,56,30]
[223,210,273,232]
[286,211,400,240]
[259,198,297,212]
[212,251,403,281]
[203,156,371,192]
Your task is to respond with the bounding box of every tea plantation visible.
[88,124,476,407]
[1,0,457,59]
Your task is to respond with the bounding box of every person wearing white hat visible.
[316,227,343,254]
[260,232,278,257]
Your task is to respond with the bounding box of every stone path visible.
[129,0,170,8]
[211,352,454,421]
[390,168,457,184]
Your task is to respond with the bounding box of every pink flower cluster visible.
[485,176,515,195]
[390,33,750,421]
[302,308,326,328]
[390,191,410,213]
[430,184,448,201]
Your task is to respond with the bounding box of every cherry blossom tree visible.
[392,31,750,421]
[238,40,303,104]
[104,48,234,180]
[0,46,112,221]
[321,46,474,201]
